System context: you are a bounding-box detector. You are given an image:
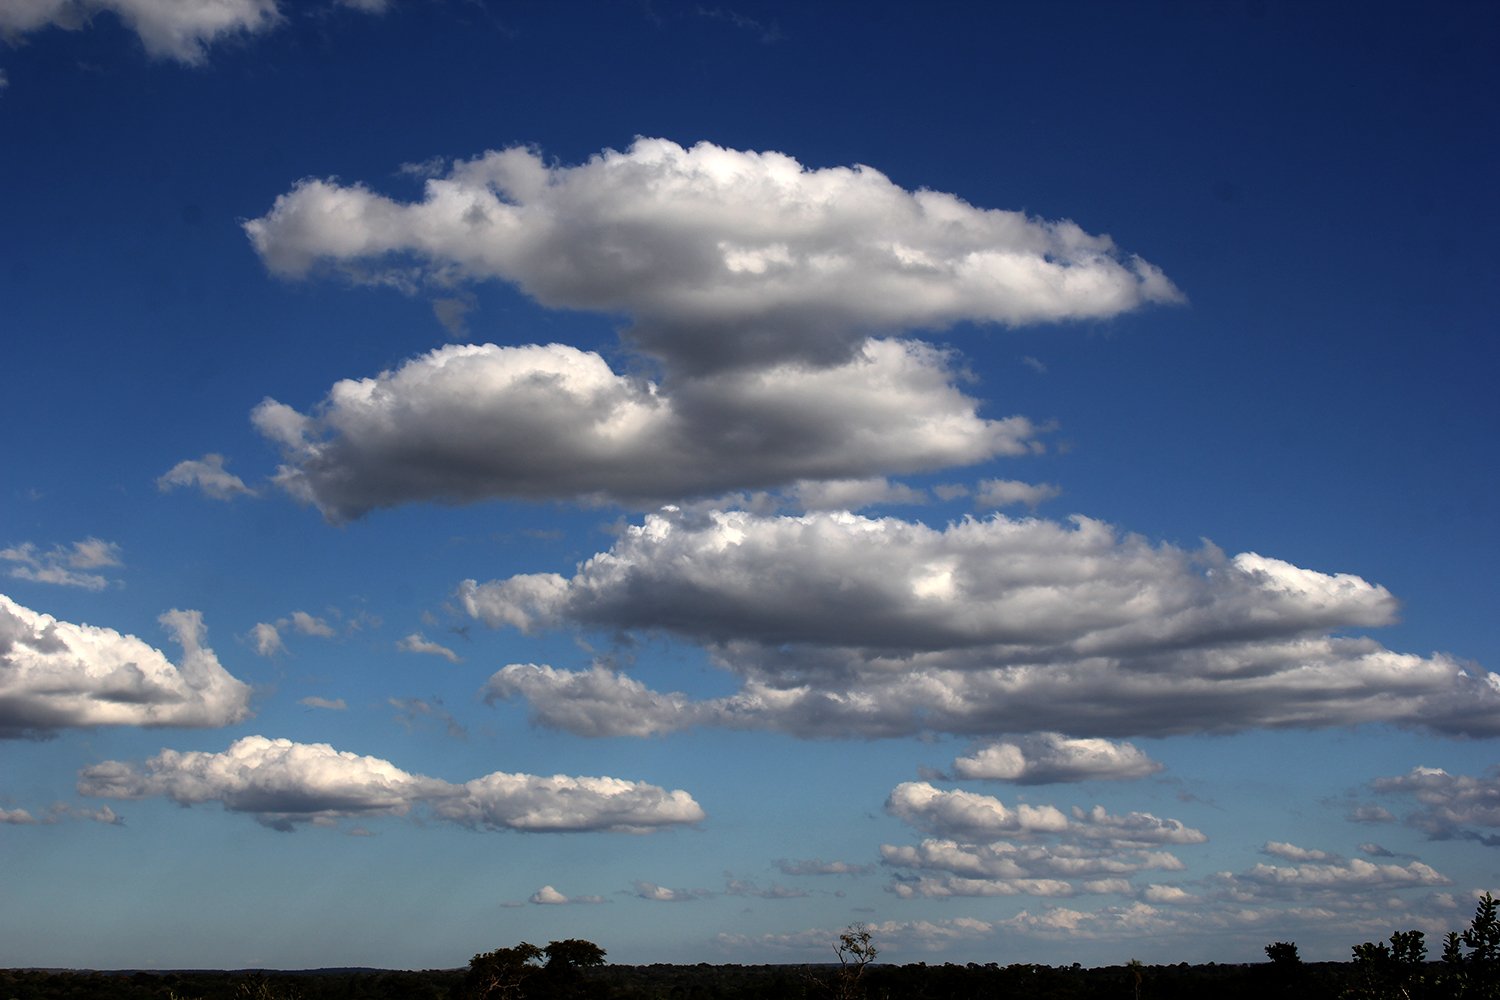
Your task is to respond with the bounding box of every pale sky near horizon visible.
[2,0,1498,971]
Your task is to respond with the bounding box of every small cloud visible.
[632,880,712,902]
[250,622,286,657]
[390,696,467,740]
[432,295,476,338]
[932,483,970,501]
[530,885,606,905]
[1262,841,1334,862]
[0,807,36,825]
[974,479,1062,511]
[1359,842,1396,858]
[695,5,781,42]
[775,858,874,877]
[397,632,462,664]
[1,537,123,590]
[287,611,336,638]
[157,454,256,501]
[1349,804,1397,824]
[299,696,347,711]
[1021,355,1048,374]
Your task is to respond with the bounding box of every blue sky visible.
[2,0,1498,971]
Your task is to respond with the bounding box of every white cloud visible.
[246,138,1182,375]
[529,885,605,905]
[0,0,384,64]
[1371,767,1500,844]
[298,696,346,711]
[253,339,1039,520]
[632,880,712,902]
[973,478,1062,510]
[250,622,285,657]
[0,593,251,738]
[0,0,280,63]
[157,454,255,500]
[880,839,1185,881]
[1263,841,1334,862]
[1,537,122,591]
[396,632,462,664]
[1229,857,1450,892]
[886,782,1070,840]
[287,611,335,638]
[0,807,36,824]
[468,507,1498,739]
[951,733,1163,784]
[78,735,704,834]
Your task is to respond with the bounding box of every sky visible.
[1,0,1498,972]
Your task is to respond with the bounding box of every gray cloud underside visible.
[951,733,1164,784]
[77,734,703,833]
[0,594,251,739]
[1371,767,1500,845]
[246,138,1182,375]
[253,339,1038,520]
[468,508,1498,739]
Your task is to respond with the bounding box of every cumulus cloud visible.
[973,478,1061,510]
[1227,857,1450,893]
[1370,767,1500,845]
[789,477,927,512]
[1263,841,1334,862]
[2,538,122,591]
[249,610,337,657]
[951,733,1163,784]
[252,339,1039,520]
[396,632,461,664]
[469,507,1498,740]
[0,594,251,738]
[632,880,712,902]
[880,782,1203,901]
[0,0,383,64]
[157,454,255,501]
[529,885,605,905]
[246,138,1182,375]
[0,0,280,63]
[78,735,704,834]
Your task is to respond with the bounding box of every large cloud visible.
[246,138,1182,374]
[468,507,1498,739]
[78,734,704,833]
[0,593,252,739]
[253,339,1039,520]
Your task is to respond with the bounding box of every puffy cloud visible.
[0,594,251,738]
[1263,841,1334,862]
[253,339,1038,520]
[0,807,36,824]
[0,0,280,63]
[889,875,1075,899]
[0,0,384,64]
[78,735,704,834]
[249,610,337,657]
[951,733,1163,784]
[246,138,1182,374]
[973,478,1061,510]
[880,839,1185,881]
[887,782,1069,840]
[2,538,122,591]
[396,632,461,664]
[1229,857,1450,892]
[1370,767,1500,844]
[632,880,712,902]
[157,454,255,501]
[529,885,605,905]
[250,622,285,657]
[470,507,1497,739]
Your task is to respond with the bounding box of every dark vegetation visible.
[4,894,1495,1000]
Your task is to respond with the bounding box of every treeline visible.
[4,892,1494,1000]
